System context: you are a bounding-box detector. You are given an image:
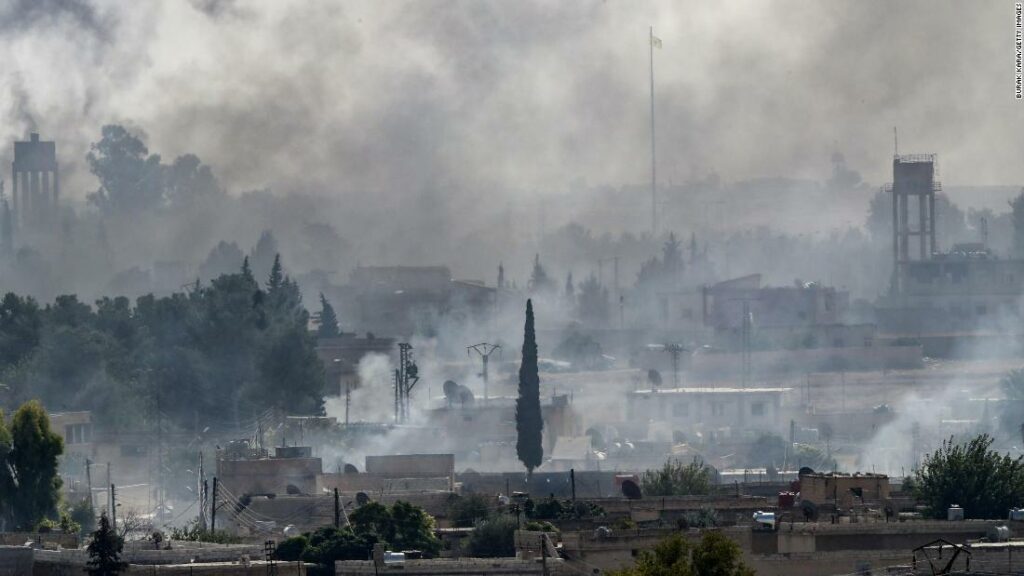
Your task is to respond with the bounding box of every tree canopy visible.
[0,257,325,433]
[610,531,754,576]
[2,400,64,530]
[640,457,713,497]
[915,434,1024,519]
[86,512,127,576]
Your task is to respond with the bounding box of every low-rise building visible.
[626,387,790,440]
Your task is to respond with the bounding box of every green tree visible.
[610,531,753,576]
[516,299,544,475]
[576,274,609,326]
[0,292,42,368]
[467,515,517,558]
[86,124,165,214]
[318,293,340,338]
[915,434,1024,519]
[529,254,554,293]
[347,500,441,555]
[447,493,492,528]
[86,512,127,576]
[691,531,755,576]
[641,457,712,497]
[8,400,64,529]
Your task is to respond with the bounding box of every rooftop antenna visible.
[467,343,501,404]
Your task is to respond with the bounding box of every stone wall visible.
[0,532,78,548]
[0,546,33,576]
[336,558,568,575]
[366,454,454,479]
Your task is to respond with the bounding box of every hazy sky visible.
[0,0,1020,205]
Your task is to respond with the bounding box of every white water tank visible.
[948,505,964,521]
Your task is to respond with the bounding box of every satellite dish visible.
[648,369,662,387]
[344,463,359,474]
[356,492,370,507]
[621,479,642,500]
[458,385,476,406]
[801,500,819,522]
[443,380,459,404]
[799,466,815,476]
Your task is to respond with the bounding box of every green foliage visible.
[640,458,712,497]
[5,400,64,530]
[348,500,441,555]
[275,535,309,561]
[302,526,379,565]
[682,507,719,529]
[746,434,835,471]
[609,531,753,576]
[0,254,325,434]
[467,515,518,558]
[86,513,127,576]
[915,434,1024,519]
[447,493,493,528]
[522,520,557,533]
[516,299,544,474]
[317,293,340,338]
[576,274,609,325]
[280,501,441,569]
[528,496,604,520]
[87,125,221,214]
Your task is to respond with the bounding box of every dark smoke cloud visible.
[0,1,1017,283]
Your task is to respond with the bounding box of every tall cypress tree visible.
[318,293,340,338]
[516,299,543,475]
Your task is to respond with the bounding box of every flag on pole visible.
[651,35,662,49]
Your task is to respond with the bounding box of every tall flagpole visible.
[649,26,657,238]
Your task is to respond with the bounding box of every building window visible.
[64,423,92,445]
[673,402,689,417]
[751,402,765,417]
[711,402,726,417]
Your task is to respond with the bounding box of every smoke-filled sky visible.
[1,0,1020,209]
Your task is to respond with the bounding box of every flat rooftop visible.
[630,387,792,395]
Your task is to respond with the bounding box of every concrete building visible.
[336,266,495,337]
[797,471,891,510]
[316,333,395,396]
[626,387,790,440]
[425,395,578,466]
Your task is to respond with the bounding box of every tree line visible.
[0,254,325,433]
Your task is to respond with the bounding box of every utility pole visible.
[85,459,94,512]
[649,26,659,237]
[467,343,501,404]
[211,477,218,532]
[198,453,207,531]
[394,343,419,423]
[110,484,116,531]
[334,488,341,528]
[662,344,685,387]
[345,381,351,425]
